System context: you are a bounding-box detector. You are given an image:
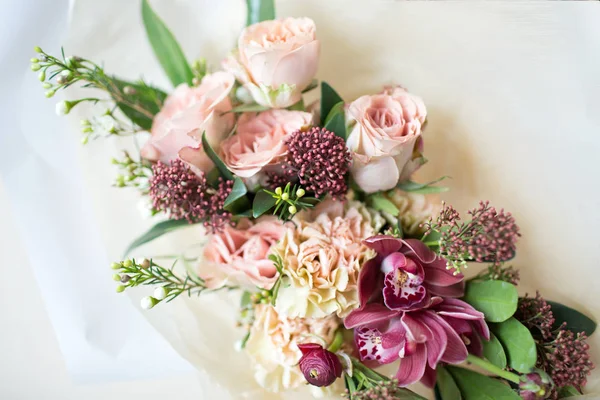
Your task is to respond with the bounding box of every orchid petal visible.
[420,364,437,388]
[401,313,430,343]
[424,259,464,287]
[357,258,381,309]
[426,281,465,298]
[402,239,437,263]
[395,343,427,387]
[431,313,468,364]
[363,235,402,257]
[419,312,448,369]
[344,303,400,329]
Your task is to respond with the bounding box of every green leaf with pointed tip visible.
[223,177,251,214]
[463,280,518,323]
[436,367,462,400]
[446,366,520,400]
[491,317,537,373]
[141,0,193,86]
[323,101,346,139]
[124,219,192,256]
[558,386,580,398]
[482,332,507,369]
[246,0,275,26]
[253,190,277,218]
[202,131,233,180]
[321,81,343,122]
[368,193,400,215]
[112,78,167,130]
[548,300,597,335]
[397,176,450,194]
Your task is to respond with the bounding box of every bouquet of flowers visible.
[30,1,596,399]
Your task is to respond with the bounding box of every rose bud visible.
[298,343,342,387]
[519,369,553,399]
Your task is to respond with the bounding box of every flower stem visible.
[465,354,521,384]
[328,330,344,353]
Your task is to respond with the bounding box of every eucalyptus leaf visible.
[321,81,343,123]
[253,190,277,218]
[463,280,518,323]
[436,366,462,400]
[397,176,450,194]
[202,131,233,180]
[491,317,537,373]
[323,101,346,139]
[482,332,507,369]
[112,78,167,130]
[368,193,400,215]
[446,366,521,400]
[548,300,597,335]
[246,0,275,26]
[141,0,193,86]
[124,219,191,256]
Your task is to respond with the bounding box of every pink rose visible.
[223,18,320,108]
[345,86,427,193]
[202,217,286,289]
[141,72,235,173]
[220,110,313,178]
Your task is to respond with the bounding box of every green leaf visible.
[112,78,167,130]
[288,98,305,111]
[229,103,270,113]
[436,367,462,400]
[558,386,580,398]
[548,300,597,335]
[368,193,400,215]
[446,366,520,400]
[201,131,233,180]
[491,317,537,373]
[397,176,450,194]
[302,78,319,93]
[324,101,346,140]
[240,291,252,308]
[321,81,343,123]
[482,332,507,369]
[246,0,275,26]
[253,190,277,218]
[463,280,518,323]
[141,0,193,87]
[124,219,191,256]
[224,177,248,209]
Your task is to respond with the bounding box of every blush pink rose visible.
[141,71,235,173]
[202,217,286,290]
[223,18,320,108]
[220,110,313,178]
[345,86,427,193]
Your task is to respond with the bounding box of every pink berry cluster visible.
[518,292,555,339]
[344,380,406,400]
[149,160,232,232]
[278,127,351,199]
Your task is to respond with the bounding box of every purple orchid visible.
[343,235,489,387]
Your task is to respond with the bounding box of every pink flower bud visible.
[298,343,342,387]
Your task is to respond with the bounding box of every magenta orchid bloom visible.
[343,235,489,387]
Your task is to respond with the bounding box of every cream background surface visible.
[1,0,600,399]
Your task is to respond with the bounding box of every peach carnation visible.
[381,189,441,236]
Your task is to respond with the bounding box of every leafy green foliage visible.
[321,81,343,122]
[202,131,234,180]
[252,189,278,218]
[436,366,462,400]
[323,101,346,139]
[124,219,191,256]
[141,0,193,87]
[112,78,167,130]
[266,183,319,221]
[367,193,400,215]
[548,300,597,335]
[491,317,537,373]
[463,280,518,323]
[397,176,450,194]
[246,0,275,26]
[558,386,580,398]
[229,103,270,113]
[481,332,508,369]
[223,177,251,214]
[446,366,520,400]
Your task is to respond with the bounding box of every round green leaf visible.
[482,332,507,369]
[491,317,537,373]
[463,280,518,322]
[436,367,462,400]
[446,366,520,400]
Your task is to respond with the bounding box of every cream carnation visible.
[273,200,379,319]
[381,189,441,236]
[244,304,339,393]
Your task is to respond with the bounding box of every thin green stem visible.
[465,354,521,384]
[328,330,344,353]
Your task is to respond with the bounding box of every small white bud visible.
[281,193,289,201]
[296,188,306,198]
[30,63,41,71]
[34,46,43,53]
[235,86,254,104]
[38,71,46,82]
[45,90,55,98]
[288,205,297,214]
[55,100,70,116]
[153,287,168,300]
[42,83,52,89]
[141,296,159,310]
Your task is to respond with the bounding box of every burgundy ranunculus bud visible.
[298,343,342,387]
[519,370,553,399]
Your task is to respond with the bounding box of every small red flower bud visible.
[298,343,342,387]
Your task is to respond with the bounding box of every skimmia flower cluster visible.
[34,1,596,399]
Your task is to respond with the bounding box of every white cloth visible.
[1,1,599,399]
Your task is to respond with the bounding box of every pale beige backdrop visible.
[7,0,600,399]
